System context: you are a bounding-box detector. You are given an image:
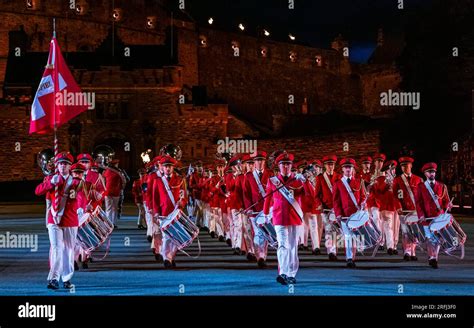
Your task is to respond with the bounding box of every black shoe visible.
[410,256,418,261]
[63,281,73,289]
[47,279,59,290]
[233,247,241,255]
[210,231,216,238]
[429,259,438,269]
[312,248,321,255]
[387,248,394,255]
[164,260,173,269]
[147,235,153,243]
[246,253,257,262]
[218,236,225,242]
[257,258,267,268]
[82,261,89,269]
[328,253,338,261]
[155,254,164,263]
[379,245,385,251]
[74,261,79,271]
[171,260,177,268]
[114,225,118,229]
[393,249,399,255]
[276,274,289,285]
[403,254,411,261]
[303,246,309,251]
[346,259,356,268]
[298,245,304,251]
[240,250,247,256]
[226,239,232,246]
[138,224,144,229]
[287,277,297,284]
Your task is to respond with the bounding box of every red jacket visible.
[84,170,105,208]
[151,174,187,217]
[103,167,125,197]
[263,173,311,226]
[225,173,245,210]
[189,172,204,200]
[315,172,341,210]
[333,177,367,218]
[243,169,273,215]
[35,174,81,227]
[371,176,401,212]
[208,175,227,210]
[415,181,450,225]
[144,171,160,206]
[392,174,423,211]
[132,179,143,204]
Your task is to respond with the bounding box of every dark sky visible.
[184,0,432,63]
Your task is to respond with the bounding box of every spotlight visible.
[238,23,245,31]
[289,34,296,41]
[208,17,214,25]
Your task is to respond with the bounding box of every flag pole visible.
[52,18,59,223]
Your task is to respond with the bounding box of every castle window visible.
[315,55,322,67]
[260,46,268,58]
[146,16,157,29]
[26,0,39,10]
[112,8,122,22]
[199,35,208,47]
[75,1,88,15]
[289,51,297,62]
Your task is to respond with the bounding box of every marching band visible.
[35,146,466,289]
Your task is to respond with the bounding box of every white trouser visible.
[242,214,255,254]
[371,207,384,246]
[223,211,231,240]
[322,212,337,254]
[47,224,78,282]
[275,225,299,278]
[380,210,395,249]
[136,203,146,226]
[151,218,163,253]
[316,214,323,247]
[45,199,51,226]
[393,211,400,247]
[250,216,268,260]
[209,206,217,233]
[226,208,233,241]
[203,203,211,228]
[161,232,178,261]
[401,216,417,256]
[231,209,243,249]
[144,203,153,237]
[105,196,120,225]
[302,213,319,249]
[423,226,440,260]
[340,219,357,260]
[211,207,225,237]
[74,241,88,263]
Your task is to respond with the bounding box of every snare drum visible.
[77,206,114,253]
[429,213,466,254]
[161,208,199,250]
[347,210,381,250]
[403,212,426,244]
[255,211,278,249]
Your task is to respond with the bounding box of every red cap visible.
[160,155,177,166]
[373,153,386,162]
[361,156,373,164]
[295,160,307,169]
[398,156,414,165]
[322,155,337,164]
[71,163,86,172]
[228,155,241,167]
[275,152,294,164]
[311,159,322,168]
[241,154,254,163]
[152,156,163,165]
[55,152,74,164]
[340,158,356,167]
[252,151,267,160]
[421,162,437,172]
[382,160,397,171]
[76,153,93,162]
[214,159,226,166]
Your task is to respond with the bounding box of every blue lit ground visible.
[0,204,473,296]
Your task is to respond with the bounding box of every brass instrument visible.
[36,148,55,176]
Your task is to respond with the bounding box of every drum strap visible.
[323,172,333,193]
[162,176,176,207]
[50,175,74,224]
[401,175,416,208]
[341,177,360,210]
[270,176,304,222]
[424,180,441,211]
[253,170,266,198]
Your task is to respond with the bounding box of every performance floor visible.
[0,204,473,296]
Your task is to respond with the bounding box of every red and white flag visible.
[29,37,88,134]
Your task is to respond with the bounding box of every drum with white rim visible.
[255,210,278,249]
[161,208,199,250]
[402,211,426,244]
[77,206,114,254]
[429,213,466,257]
[347,210,381,250]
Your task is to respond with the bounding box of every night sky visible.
[183,0,432,63]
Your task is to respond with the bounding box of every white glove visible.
[51,174,60,185]
[264,214,272,224]
[295,173,306,182]
[77,208,84,218]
